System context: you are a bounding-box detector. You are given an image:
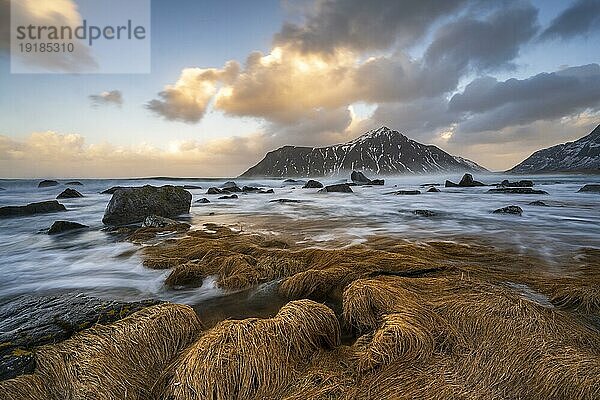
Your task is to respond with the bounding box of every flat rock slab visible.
[37,180,59,188]
[0,293,159,380]
[578,184,600,193]
[0,201,66,218]
[488,188,548,195]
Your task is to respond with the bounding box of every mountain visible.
[509,124,600,173]
[240,126,487,178]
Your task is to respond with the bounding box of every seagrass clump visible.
[0,303,202,400]
[160,299,340,400]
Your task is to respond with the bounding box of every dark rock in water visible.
[143,215,180,228]
[351,170,372,184]
[242,186,260,192]
[303,180,324,189]
[414,209,437,217]
[207,187,225,195]
[218,194,238,199]
[37,180,59,188]
[56,188,83,199]
[578,184,600,193]
[493,205,523,215]
[195,198,210,204]
[65,181,83,186]
[395,190,421,195]
[0,187,5,191]
[283,179,304,184]
[319,184,353,193]
[221,181,241,192]
[102,185,192,226]
[48,221,88,235]
[270,199,301,203]
[101,186,138,195]
[183,185,202,189]
[488,188,548,195]
[445,180,459,188]
[0,200,66,218]
[498,179,533,188]
[259,189,275,194]
[427,187,441,193]
[370,179,385,185]
[529,200,549,207]
[0,293,159,381]
[420,183,441,187]
[459,173,485,187]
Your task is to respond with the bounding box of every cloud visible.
[448,64,600,134]
[89,90,123,107]
[0,130,269,178]
[540,0,600,41]
[146,62,240,123]
[275,0,470,53]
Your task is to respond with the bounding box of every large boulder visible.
[0,200,66,218]
[56,188,83,199]
[446,174,485,187]
[0,293,159,380]
[319,184,353,193]
[303,180,324,189]
[48,221,88,234]
[37,180,59,188]
[102,185,192,226]
[578,184,600,193]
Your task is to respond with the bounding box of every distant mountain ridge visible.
[240,126,487,178]
[509,124,600,173]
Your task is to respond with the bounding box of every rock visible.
[493,206,523,215]
[242,186,260,192]
[0,201,66,218]
[370,179,385,185]
[578,184,600,193]
[0,293,159,380]
[48,221,88,234]
[37,180,59,188]
[414,209,437,217]
[220,181,241,192]
[195,198,210,204]
[0,187,5,191]
[445,180,460,188]
[207,187,225,195]
[56,188,83,199]
[101,186,138,195]
[529,200,549,207]
[102,185,192,226]
[488,188,548,195]
[318,184,353,193]
[498,179,533,188]
[420,183,441,187]
[218,194,238,199]
[65,181,83,186]
[350,170,385,186]
[427,187,441,193]
[143,215,180,228]
[395,190,421,195]
[446,174,485,187]
[259,189,275,194]
[303,180,324,189]
[283,179,304,184]
[183,185,202,189]
[269,199,301,203]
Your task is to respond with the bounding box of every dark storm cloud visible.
[449,64,600,133]
[275,0,470,53]
[540,0,600,40]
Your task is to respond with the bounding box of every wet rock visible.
[0,200,66,218]
[269,199,301,203]
[283,179,304,184]
[183,185,202,189]
[493,205,523,216]
[218,194,238,199]
[370,179,385,185]
[427,187,441,193]
[207,187,226,195]
[529,200,549,207]
[394,190,421,195]
[303,180,324,189]
[578,184,600,193]
[445,180,459,188]
[498,179,533,188]
[48,221,88,235]
[221,181,241,192]
[0,187,5,191]
[102,185,192,226]
[414,209,437,217]
[319,184,353,193]
[143,215,181,228]
[351,170,384,186]
[101,186,138,195]
[259,189,275,194]
[56,188,83,199]
[65,181,83,186]
[242,186,260,192]
[37,180,59,188]
[446,174,485,187]
[195,198,210,204]
[488,188,548,195]
[0,293,159,381]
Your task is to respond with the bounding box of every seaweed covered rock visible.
[493,205,523,215]
[47,221,88,235]
[0,201,66,218]
[142,215,181,228]
[37,180,59,188]
[319,184,353,193]
[0,293,160,381]
[56,188,83,199]
[102,185,192,226]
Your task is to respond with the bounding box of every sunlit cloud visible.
[89,90,123,107]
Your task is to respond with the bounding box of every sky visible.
[0,0,599,178]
